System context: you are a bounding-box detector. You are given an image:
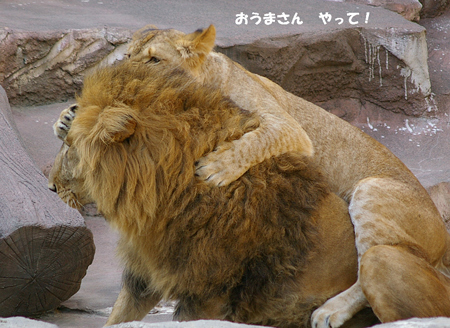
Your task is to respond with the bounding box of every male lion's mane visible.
[70,61,331,325]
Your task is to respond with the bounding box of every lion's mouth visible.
[58,188,83,209]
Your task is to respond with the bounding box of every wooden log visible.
[0,86,95,317]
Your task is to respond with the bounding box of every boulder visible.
[373,317,450,327]
[332,0,423,21]
[109,320,271,328]
[0,317,58,328]
[218,6,435,116]
[0,0,436,117]
[107,317,450,328]
[332,0,450,19]
[0,27,132,106]
[419,0,450,17]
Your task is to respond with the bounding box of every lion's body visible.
[49,61,357,327]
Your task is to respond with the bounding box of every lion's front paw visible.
[311,306,351,328]
[195,146,249,187]
[53,104,78,141]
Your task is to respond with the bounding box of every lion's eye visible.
[146,56,161,64]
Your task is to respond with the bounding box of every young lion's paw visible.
[53,104,78,141]
[195,145,250,187]
[311,306,351,328]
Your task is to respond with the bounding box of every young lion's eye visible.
[146,56,161,64]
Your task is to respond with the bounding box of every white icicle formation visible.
[362,33,383,87]
[360,29,432,101]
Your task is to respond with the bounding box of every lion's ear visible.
[97,107,137,144]
[178,25,216,58]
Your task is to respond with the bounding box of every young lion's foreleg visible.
[195,112,313,187]
[360,244,450,322]
[105,271,162,326]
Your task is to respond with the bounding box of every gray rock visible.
[109,320,272,328]
[219,6,434,116]
[331,0,422,21]
[0,27,132,106]
[373,317,450,327]
[419,0,450,18]
[0,317,58,328]
[0,0,436,117]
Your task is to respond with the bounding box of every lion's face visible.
[126,25,216,78]
[48,59,258,235]
[48,142,91,209]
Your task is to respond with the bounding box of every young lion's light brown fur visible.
[49,60,359,327]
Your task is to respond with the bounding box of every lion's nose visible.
[48,183,57,192]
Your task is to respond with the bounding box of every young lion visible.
[54,26,450,327]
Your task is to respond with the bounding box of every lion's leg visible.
[349,177,448,267]
[105,271,161,326]
[53,104,78,141]
[360,244,450,322]
[311,280,368,328]
[195,112,313,187]
[312,177,449,328]
[174,294,228,321]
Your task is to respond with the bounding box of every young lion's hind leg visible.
[105,271,162,326]
[360,244,450,322]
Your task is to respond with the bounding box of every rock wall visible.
[341,0,423,21]
[218,26,435,116]
[0,27,132,106]
[419,0,450,17]
[0,3,438,117]
[338,0,450,19]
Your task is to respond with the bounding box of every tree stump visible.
[0,86,95,317]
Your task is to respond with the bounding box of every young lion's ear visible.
[177,25,216,59]
[96,106,137,144]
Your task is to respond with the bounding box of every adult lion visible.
[49,60,360,327]
[52,26,450,327]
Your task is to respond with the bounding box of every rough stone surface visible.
[419,0,450,18]
[420,9,450,114]
[109,320,271,328]
[331,0,423,21]
[0,28,132,106]
[4,316,450,328]
[219,21,434,116]
[0,0,436,117]
[373,317,450,327]
[0,317,58,328]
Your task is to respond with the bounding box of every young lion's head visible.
[125,25,216,79]
[48,59,259,233]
